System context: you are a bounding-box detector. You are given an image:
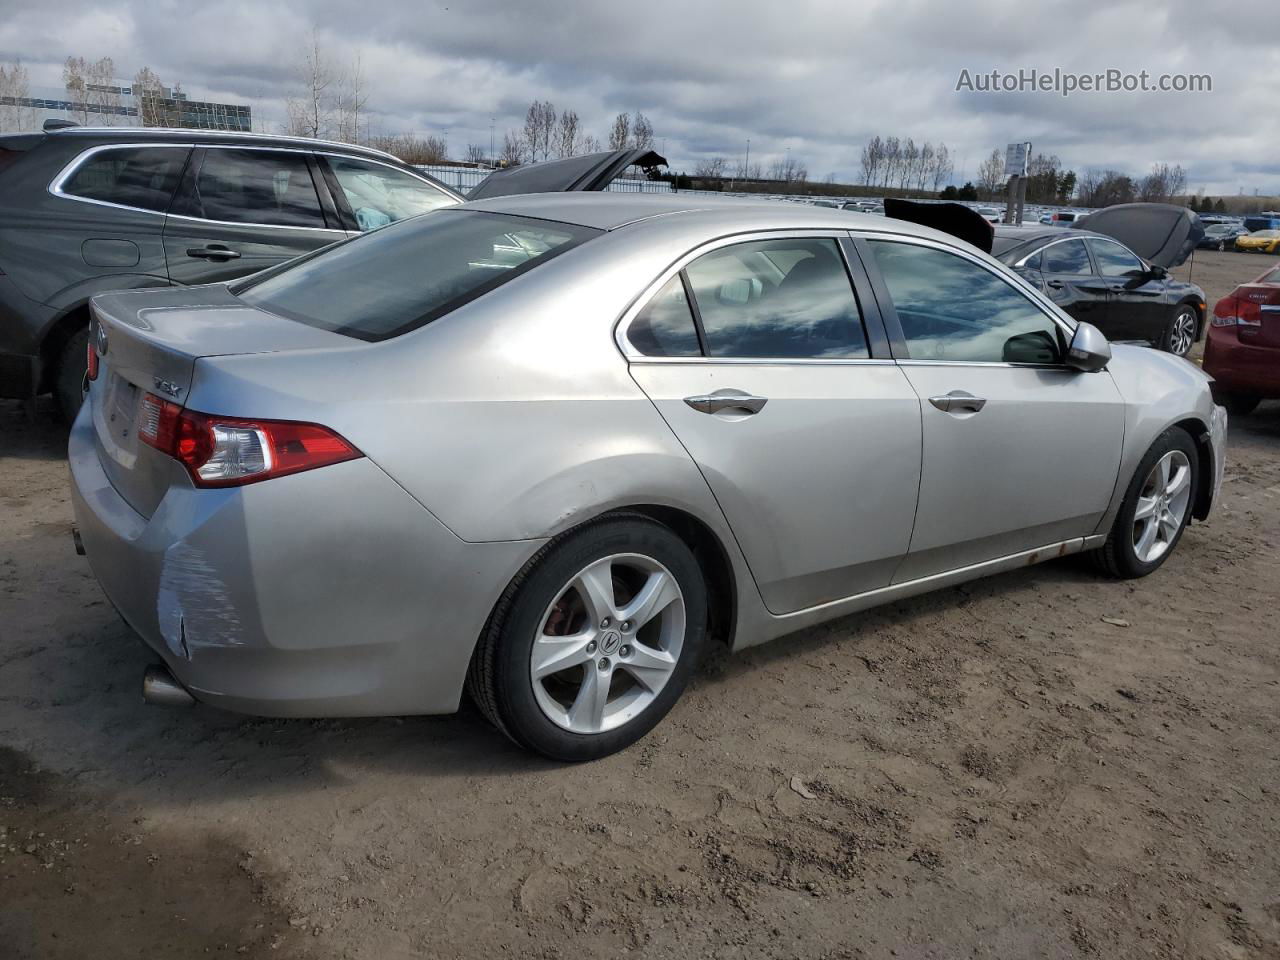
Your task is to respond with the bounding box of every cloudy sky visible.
[3,0,1277,195]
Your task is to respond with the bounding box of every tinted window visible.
[628,275,701,357]
[868,240,1063,364]
[238,210,598,341]
[62,146,189,212]
[1042,238,1092,274]
[327,156,456,231]
[684,238,868,359]
[1089,239,1144,277]
[189,149,324,228]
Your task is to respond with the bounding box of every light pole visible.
[744,138,750,179]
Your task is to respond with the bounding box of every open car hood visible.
[1071,203,1205,269]
[882,199,994,254]
[468,149,667,199]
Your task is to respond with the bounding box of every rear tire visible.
[55,326,90,424]
[467,515,707,761]
[1218,393,1260,417]
[1091,428,1198,579]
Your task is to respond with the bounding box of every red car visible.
[1204,264,1280,414]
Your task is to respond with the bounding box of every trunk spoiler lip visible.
[1070,202,1205,269]
[881,199,995,254]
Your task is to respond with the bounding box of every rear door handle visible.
[186,245,241,261]
[929,391,987,414]
[683,391,768,415]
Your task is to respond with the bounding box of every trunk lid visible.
[1233,282,1280,349]
[88,284,352,518]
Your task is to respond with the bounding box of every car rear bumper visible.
[68,401,543,717]
[1203,327,1280,397]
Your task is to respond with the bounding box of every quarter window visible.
[683,238,868,359]
[1088,239,1145,277]
[61,146,190,212]
[327,156,456,231]
[187,149,325,228]
[868,240,1063,365]
[628,275,701,357]
[1042,238,1092,275]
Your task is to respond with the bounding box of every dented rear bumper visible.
[68,401,543,717]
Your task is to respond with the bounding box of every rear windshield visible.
[237,210,599,341]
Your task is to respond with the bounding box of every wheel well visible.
[610,505,738,648]
[37,303,91,392]
[1172,417,1214,521]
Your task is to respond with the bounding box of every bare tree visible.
[916,142,934,192]
[608,112,630,151]
[286,32,335,139]
[465,143,488,164]
[367,134,448,164]
[1077,169,1136,207]
[0,60,34,131]
[62,57,90,123]
[976,148,1005,199]
[630,113,654,151]
[881,136,900,189]
[500,129,524,166]
[335,53,368,144]
[556,109,580,158]
[523,100,555,161]
[1139,162,1188,202]
[694,157,726,178]
[931,142,952,193]
[859,135,883,186]
[580,134,602,154]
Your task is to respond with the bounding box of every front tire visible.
[1092,428,1199,579]
[467,515,707,761]
[1162,305,1198,357]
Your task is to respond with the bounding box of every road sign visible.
[1004,141,1032,177]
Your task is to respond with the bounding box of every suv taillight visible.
[138,393,361,487]
[1211,296,1261,328]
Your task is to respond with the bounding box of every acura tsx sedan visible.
[70,193,1227,760]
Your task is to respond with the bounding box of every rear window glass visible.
[61,146,190,212]
[237,210,599,341]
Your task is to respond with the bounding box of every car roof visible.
[461,191,966,246]
[44,126,402,163]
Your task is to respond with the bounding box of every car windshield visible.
[236,210,599,341]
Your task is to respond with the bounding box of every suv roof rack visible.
[43,118,79,132]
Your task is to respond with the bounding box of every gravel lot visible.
[2,250,1278,959]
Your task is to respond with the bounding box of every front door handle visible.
[929,391,987,414]
[186,245,241,261]
[683,391,768,415]
[1045,279,1065,290]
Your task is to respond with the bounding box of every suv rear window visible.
[60,146,190,212]
[236,210,599,341]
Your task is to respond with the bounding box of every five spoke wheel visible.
[531,554,685,734]
[1131,450,1192,564]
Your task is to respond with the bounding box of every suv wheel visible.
[1162,305,1198,357]
[55,326,90,423]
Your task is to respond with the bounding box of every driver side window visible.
[326,156,456,231]
[867,240,1063,364]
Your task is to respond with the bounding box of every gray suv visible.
[0,124,462,417]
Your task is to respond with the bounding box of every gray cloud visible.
[2,0,1278,193]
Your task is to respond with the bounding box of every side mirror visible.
[1065,321,1111,372]
[1147,264,1169,279]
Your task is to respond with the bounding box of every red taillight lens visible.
[138,393,360,487]
[1212,296,1261,328]
[86,336,99,381]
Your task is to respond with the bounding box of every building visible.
[0,78,251,132]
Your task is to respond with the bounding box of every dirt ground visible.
[2,249,1278,959]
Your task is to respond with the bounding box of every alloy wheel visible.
[1169,309,1197,356]
[530,553,686,734]
[1131,450,1192,564]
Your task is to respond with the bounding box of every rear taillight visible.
[86,336,99,381]
[1211,297,1262,328]
[138,393,360,487]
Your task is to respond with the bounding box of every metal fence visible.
[416,164,672,196]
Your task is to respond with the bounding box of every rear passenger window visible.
[1042,238,1092,274]
[627,275,701,357]
[61,146,190,212]
[684,238,868,359]
[187,149,325,228]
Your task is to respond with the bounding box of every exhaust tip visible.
[142,664,196,708]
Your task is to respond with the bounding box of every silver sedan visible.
[70,194,1227,760]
